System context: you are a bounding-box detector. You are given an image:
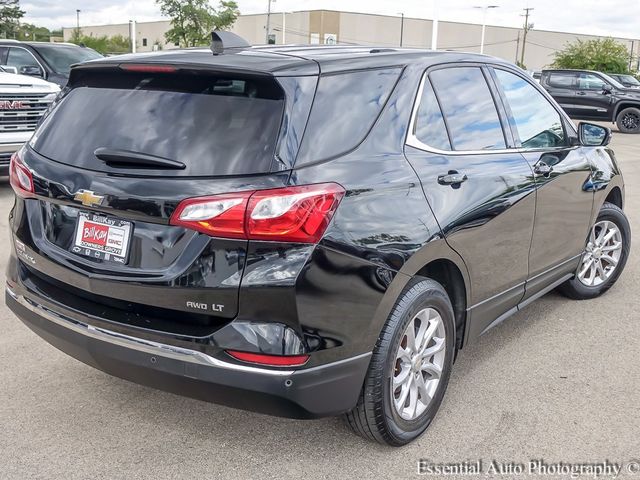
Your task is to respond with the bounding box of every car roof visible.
[79,45,514,76]
[0,40,82,47]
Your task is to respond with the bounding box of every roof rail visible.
[210,31,251,55]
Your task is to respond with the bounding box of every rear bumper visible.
[6,285,371,419]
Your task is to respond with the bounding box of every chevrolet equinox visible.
[6,33,630,446]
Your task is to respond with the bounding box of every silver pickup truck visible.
[0,70,59,176]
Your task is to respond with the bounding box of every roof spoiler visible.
[211,31,251,55]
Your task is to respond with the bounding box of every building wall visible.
[62,10,640,71]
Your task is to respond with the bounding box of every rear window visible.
[31,71,285,177]
[547,72,575,88]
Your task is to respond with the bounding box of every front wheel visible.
[344,278,455,446]
[557,202,630,300]
[615,107,640,134]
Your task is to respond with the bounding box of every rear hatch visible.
[13,63,298,336]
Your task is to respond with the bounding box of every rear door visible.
[542,71,578,117]
[491,67,594,301]
[15,66,302,329]
[405,65,536,339]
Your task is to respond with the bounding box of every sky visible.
[21,0,640,39]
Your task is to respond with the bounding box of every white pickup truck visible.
[0,70,59,176]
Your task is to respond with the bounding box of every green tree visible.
[0,0,24,39]
[552,38,631,73]
[17,23,51,42]
[69,34,132,55]
[156,0,240,48]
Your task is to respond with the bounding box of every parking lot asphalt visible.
[1,126,639,480]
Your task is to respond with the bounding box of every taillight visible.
[170,183,345,243]
[9,151,35,198]
[226,350,310,367]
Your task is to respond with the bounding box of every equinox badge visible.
[73,190,105,207]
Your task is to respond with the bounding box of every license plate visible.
[71,212,133,264]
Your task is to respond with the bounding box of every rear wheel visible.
[344,278,455,446]
[558,202,630,299]
[615,107,640,134]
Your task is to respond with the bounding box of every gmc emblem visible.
[0,100,26,110]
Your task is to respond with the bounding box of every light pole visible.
[397,12,404,47]
[473,5,499,54]
[75,9,81,38]
[266,0,276,44]
[431,0,439,50]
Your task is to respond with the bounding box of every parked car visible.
[0,71,59,176]
[6,36,630,446]
[0,40,102,87]
[541,68,640,133]
[607,73,640,89]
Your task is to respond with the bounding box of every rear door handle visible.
[576,91,587,96]
[438,171,468,187]
[533,161,553,177]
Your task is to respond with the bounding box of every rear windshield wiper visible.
[94,148,186,170]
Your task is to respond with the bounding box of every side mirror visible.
[0,65,17,74]
[19,65,43,77]
[602,83,613,94]
[578,122,611,147]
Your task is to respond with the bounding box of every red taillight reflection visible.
[226,350,310,367]
[169,183,345,243]
[9,151,35,197]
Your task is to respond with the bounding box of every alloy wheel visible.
[391,307,446,421]
[622,112,640,130]
[577,220,623,287]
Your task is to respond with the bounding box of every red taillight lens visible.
[246,184,345,243]
[226,350,310,367]
[170,183,345,243]
[9,151,34,197]
[170,191,252,238]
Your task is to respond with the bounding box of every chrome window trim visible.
[406,65,579,156]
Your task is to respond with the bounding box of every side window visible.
[413,79,451,150]
[547,72,575,88]
[577,73,605,90]
[296,68,401,164]
[430,67,506,150]
[495,69,567,149]
[6,47,39,71]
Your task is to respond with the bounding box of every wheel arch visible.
[613,102,640,121]
[368,239,471,354]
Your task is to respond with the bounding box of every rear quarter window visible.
[295,67,401,165]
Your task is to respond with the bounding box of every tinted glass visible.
[548,72,575,88]
[414,80,451,150]
[32,45,102,74]
[6,47,39,70]
[495,69,566,149]
[31,73,285,177]
[430,67,506,150]
[577,73,605,90]
[296,68,401,164]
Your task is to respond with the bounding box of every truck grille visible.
[0,152,11,166]
[0,93,54,132]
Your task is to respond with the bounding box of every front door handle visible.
[533,161,553,177]
[438,171,468,187]
[576,91,587,96]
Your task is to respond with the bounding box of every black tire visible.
[557,202,630,300]
[344,278,456,446]
[615,107,640,134]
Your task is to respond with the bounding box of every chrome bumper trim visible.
[6,286,294,377]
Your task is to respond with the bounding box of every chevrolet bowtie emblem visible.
[73,190,105,207]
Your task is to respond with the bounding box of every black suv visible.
[608,73,640,89]
[541,68,640,133]
[0,40,102,86]
[6,35,630,446]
